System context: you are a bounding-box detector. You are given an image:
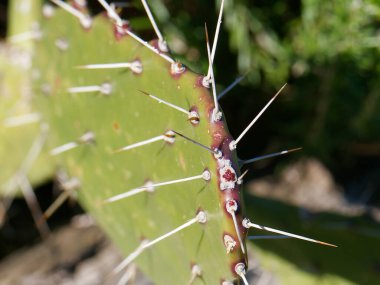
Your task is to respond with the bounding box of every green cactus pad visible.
[0,0,53,195]
[32,5,246,284]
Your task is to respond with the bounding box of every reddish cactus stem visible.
[196,78,248,268]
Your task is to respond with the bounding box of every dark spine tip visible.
[138,90,150,96]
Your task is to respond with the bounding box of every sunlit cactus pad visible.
[0,44,53,194]
[32,4,246,284]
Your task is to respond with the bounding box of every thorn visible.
[204,24,221,122]
[139,90,199,123]
[225,200,245,254]
[172,130,219,155]
[217,73,247,100]
[242,218,337,247]
[114,130,175,153]
[235,263,249,285]
[125,30,174,63]
[104,170,210,204]
[139,90,189,115]
[77,131,96,144]
[97,0,123,26]
[44,191,70,220]
[188,264,202,285]
[20,123,49,173]
[50,142,78,156]
[103,180,153,203]
[145,211,207,248]
[141,0,168,52]
[50,131,95,156]
[114,212,206,273]
[97,1,133,45]
[67,82,112,95]
[113,240,149,274]
[237,169,249,185]
[207,0,225,78]
[44,177,80,219]
[229,83,287,150]
[2,124,49,200]
[3,113,41,127]
[8,28,42,44]
[50,0,92,28]
[221,281,234,285]
[116,264,137,285]
[76,60,143,74]
[248,235,290,240]
[241,147,302,165]
[17,174,50,240]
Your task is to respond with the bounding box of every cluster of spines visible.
[5,0,337,284]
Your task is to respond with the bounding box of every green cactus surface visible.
[30,2,246,284]
[0,0,53,195]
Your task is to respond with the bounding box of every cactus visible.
[0,0,53,195]
[1,1,335,284]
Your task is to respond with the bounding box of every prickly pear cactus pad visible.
[0,68,51,195]
[0,39,53,194]
[32,2,247,284]
[0,46,35,191]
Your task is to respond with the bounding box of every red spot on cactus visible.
[112,121,120,132]
[227,200,236,208]
[195,76,206,88]
[222,169,236,182]
[114,21,131,40]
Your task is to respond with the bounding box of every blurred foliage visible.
[149,0,380,179]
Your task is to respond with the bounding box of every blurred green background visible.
[156,0,380,176]
[1,0,379,284]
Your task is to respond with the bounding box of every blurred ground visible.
[249,158,380,221]
[0,215,153,285]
